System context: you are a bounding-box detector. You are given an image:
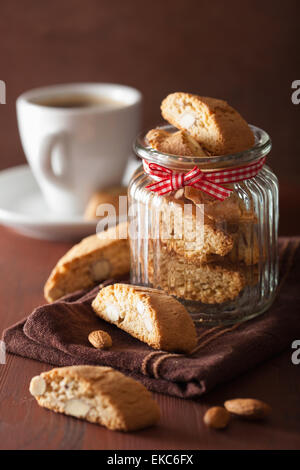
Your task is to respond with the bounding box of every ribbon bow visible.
[144,157,266,201]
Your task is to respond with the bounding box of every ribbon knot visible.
[144,157,266,201]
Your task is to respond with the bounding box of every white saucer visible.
[0,164,98,241]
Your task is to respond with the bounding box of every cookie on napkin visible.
[92,283,197,353]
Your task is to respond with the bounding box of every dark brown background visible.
[0,0,299,233]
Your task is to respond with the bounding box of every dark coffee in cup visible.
[30,93,125,109]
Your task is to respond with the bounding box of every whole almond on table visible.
[203,406,231,429]
[224,398,271,420]
[88,330,112,349]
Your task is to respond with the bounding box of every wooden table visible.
[0,226,299,450]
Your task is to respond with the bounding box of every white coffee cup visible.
[16,83,142,215]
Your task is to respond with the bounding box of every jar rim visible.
[133,124,271,170]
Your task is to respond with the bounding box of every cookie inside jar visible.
[129,93,278,325]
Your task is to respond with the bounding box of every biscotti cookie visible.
[44,222,129,302]
[241,264,259,286]
[146,128,207,157]
[92,283,197,353]
[183,189,260,265]
[188,229,260,267]
[84,186,127,221]
[29,366,160,431]
[185,187,258,224]
[185,187,242,222]
[160,222,234,264]
[228,222,260,266]
[161,93,255,155]
[148,246,246,304]
[159,197,234,263]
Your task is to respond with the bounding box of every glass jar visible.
[129,125,279,325]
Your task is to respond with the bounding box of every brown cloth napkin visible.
[3,237,300,399]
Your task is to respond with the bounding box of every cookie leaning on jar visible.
[44,222,130,302]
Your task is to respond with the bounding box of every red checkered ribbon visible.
[143,157,266,201]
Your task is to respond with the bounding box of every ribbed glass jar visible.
[129,125,279,325]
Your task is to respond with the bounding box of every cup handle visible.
[39,132,70,189]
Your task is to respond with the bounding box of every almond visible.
[136,301,153,332]
[65,399,90,418]
[88,330,112,349]
[179,112,196,129]
[105,303,120,322]
[203,406,230,429]
[29,376,46,396]
[224,398,271,420]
